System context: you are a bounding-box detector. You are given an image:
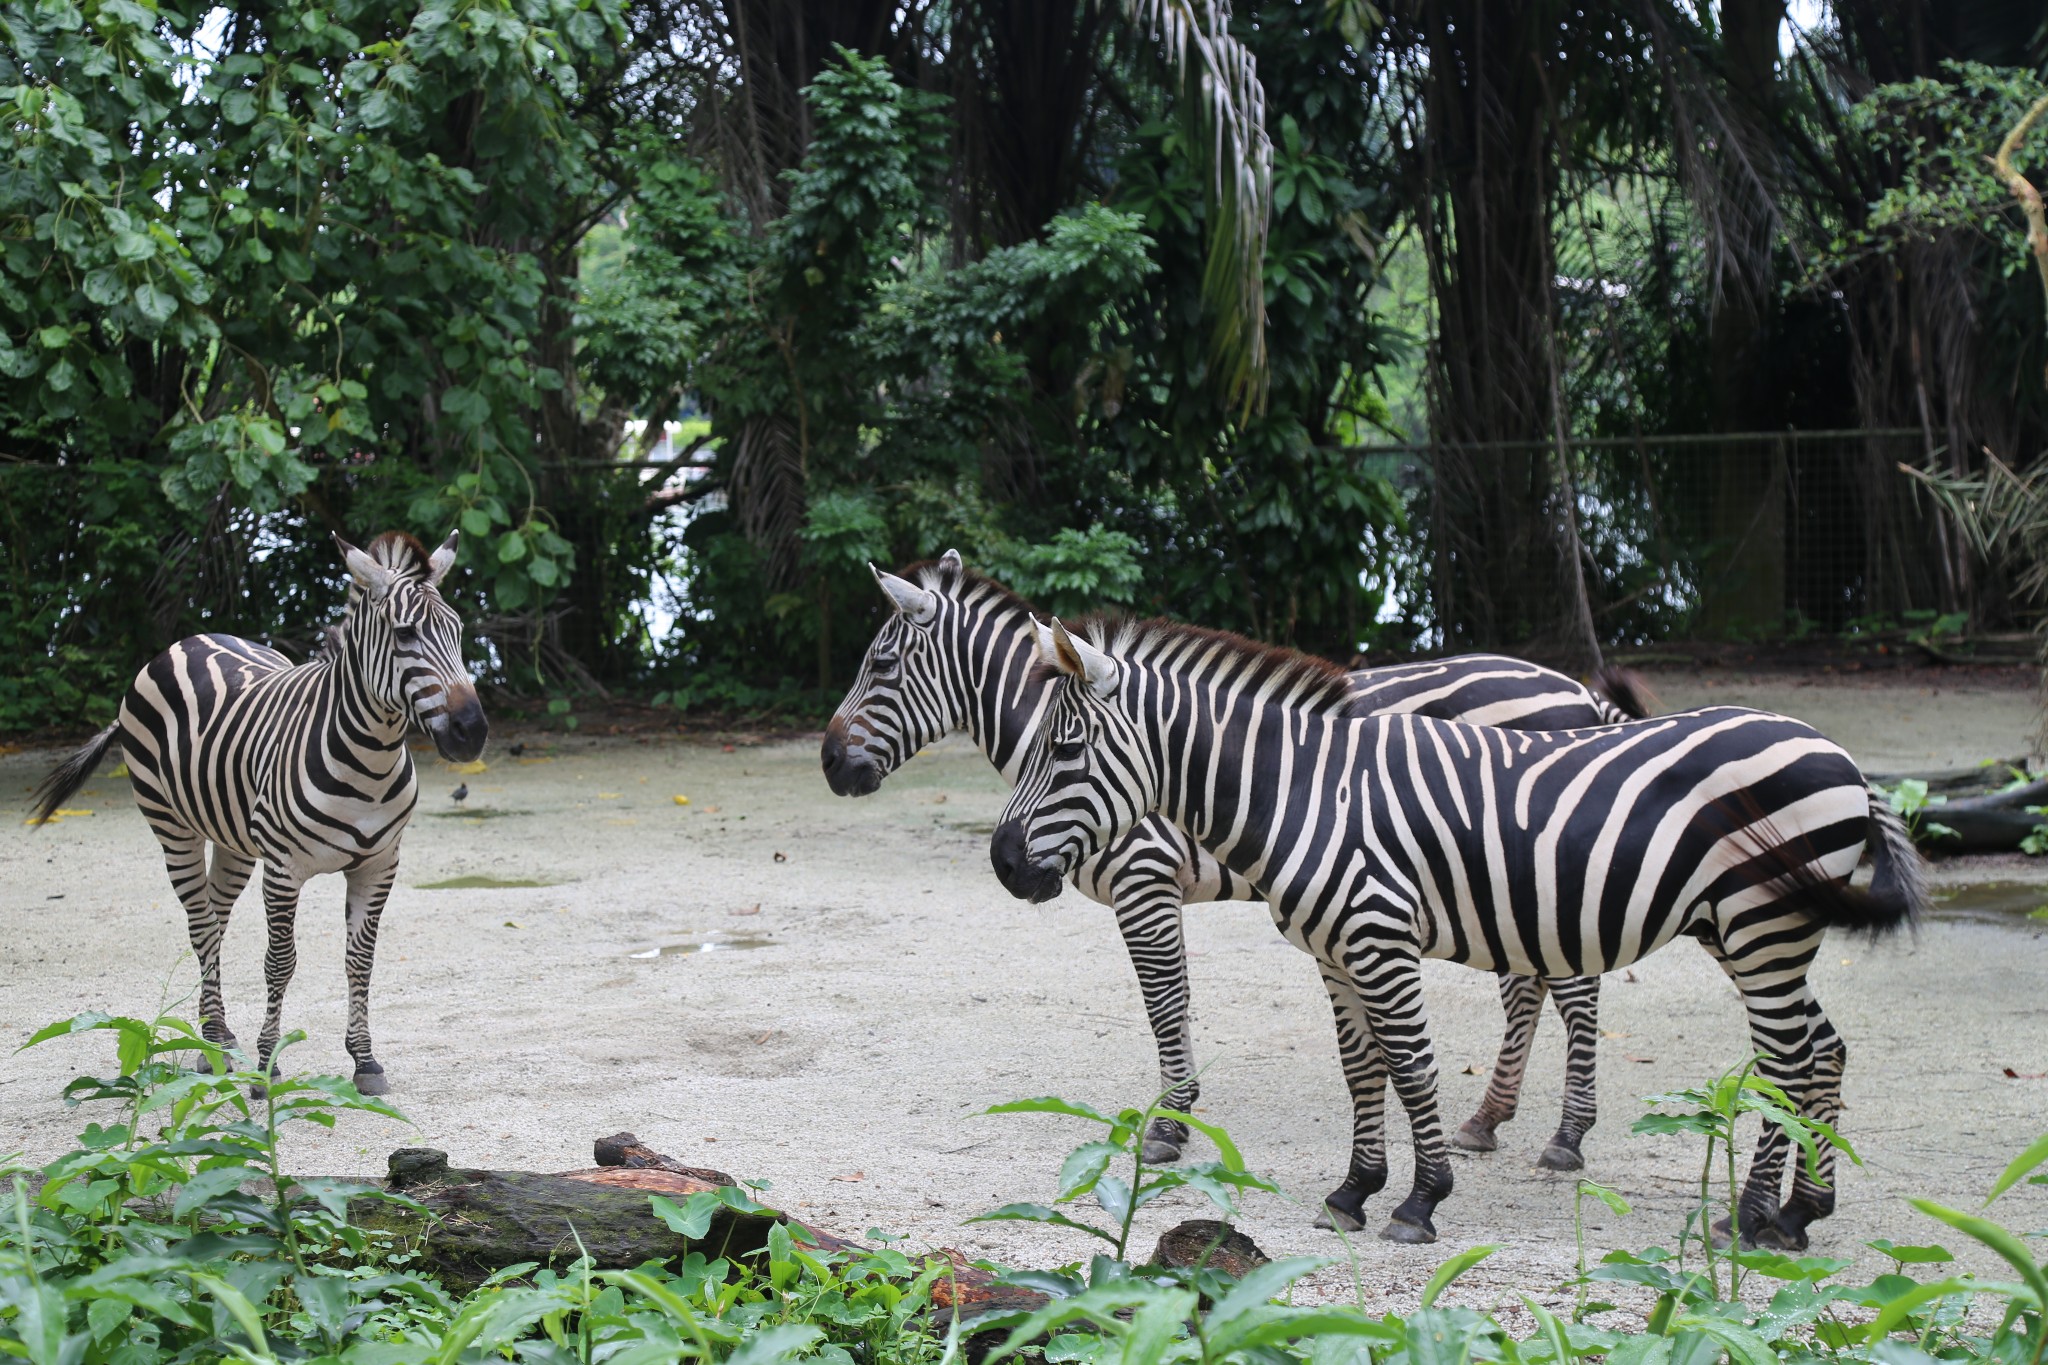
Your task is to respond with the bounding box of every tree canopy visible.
[3,0,2045,728]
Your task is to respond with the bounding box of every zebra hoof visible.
[1380,1217,1438,1245]
[1451,1119,1499,1153]
[1537,1142,1584,1172]
[1315,1192,1367,1234]
[1141,1137,1183,1164]
[1752,1217,1809,1253]
[353,1069,390,1097]
[1709,1215,1770,1251]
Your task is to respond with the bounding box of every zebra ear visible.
[1049,617,1118,697]
[939,548,964,574]
[334,532,394,603]
[426,531,459,586]
[870,564,937,624]
[1032,617,1059,665]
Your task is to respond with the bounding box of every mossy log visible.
[351,1145,780,1290]
[346,1132,1033,1323]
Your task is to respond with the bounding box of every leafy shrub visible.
[5,1017,2044,1365]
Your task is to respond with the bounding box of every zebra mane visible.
[366,531,433,582]
[1056,616,1357,712]
[902,557,1037,621]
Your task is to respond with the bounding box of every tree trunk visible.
[1700,0,1787,639]
[1416,0,1579,656]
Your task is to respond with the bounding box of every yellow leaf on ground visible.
[597,792,620,799]
[109,761,130,778]
[672,795,690,805]
[24,808,95,826]
[452,760,488,774]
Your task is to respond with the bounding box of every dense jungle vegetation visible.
[3,1,2047,728]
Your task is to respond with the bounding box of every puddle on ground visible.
[417,874,558,890]
[625,936,773,959]
[1929,882,2048,925]
[428,808,527,820]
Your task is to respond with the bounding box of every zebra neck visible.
[963,601,1054,783]
[333,627,412,762]
[1150,674,1349,886]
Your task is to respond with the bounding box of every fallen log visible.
[1916,804,2048,855]
[348,1133,1261,1349]
[352,1133,1041,1324]
[1866,759,2035,799]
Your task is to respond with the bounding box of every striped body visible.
[33,532,485,1092]
[823,554,1631,1165]
[992,619,1925,1245]
[123,634,421,871]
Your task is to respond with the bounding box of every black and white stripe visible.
[823,552,1642,1167]
[990,617,1926,1248]
[32,531,487,1093]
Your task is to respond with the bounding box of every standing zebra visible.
[31,531,487,1094]
[822,551,1642,1168]
[991,617,1926,1247]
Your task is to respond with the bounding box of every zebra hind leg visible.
[155,828,247,1072]
[1704,936,1822,1250]
[1537,975,1602,1172]
[1765,1005,1846,1252]
[1455,974,1544,1153]
[1311,967,1390,1233]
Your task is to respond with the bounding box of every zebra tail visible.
[1590,665,1660,721]
[1833,784,1931,938]
[30,723,121,827]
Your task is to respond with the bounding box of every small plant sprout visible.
[1630,1055,1858,1301]
[967,1091,1280,1264]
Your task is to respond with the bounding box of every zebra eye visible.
[393,623,420,645]
[873,651,899,675]
[1052,740,1084,763]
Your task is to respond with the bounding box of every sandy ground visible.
[3,667,2045,1317]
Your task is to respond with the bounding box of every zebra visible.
[31,531,487,1095]
[989,616,1926,1247]
[821,550,1645,1168]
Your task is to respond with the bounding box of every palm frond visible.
[1122,0,1273,413]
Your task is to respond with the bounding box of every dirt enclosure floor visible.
[4,664,2046,1317]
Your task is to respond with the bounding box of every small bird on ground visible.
[508,742,526,757]
[451,783,469,804]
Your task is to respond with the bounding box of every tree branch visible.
[1990,93,2048,388]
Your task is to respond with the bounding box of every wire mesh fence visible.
[1346,428,1962,651]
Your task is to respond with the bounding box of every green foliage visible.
[5,1030,2046,1365]
[0,0,636,724]
[1822,62,2048,278]
[1629,1057,1859,1302]
[1876,779,1962,845]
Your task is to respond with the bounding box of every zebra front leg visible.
[254,866,305,1081]
[1354,951,1454,1244]
[1312,967,1391,1233]
[341,857,399,1095]
[1107,870,1197,1163]
[1537,975,1602,1171]
[1455,973,1545,1153]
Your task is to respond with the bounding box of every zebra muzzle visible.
[819,725,881,796]
[432,695,489,763]
[990,820,1066,903]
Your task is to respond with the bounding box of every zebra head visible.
[335,530,488,763]
[990,617,1150,903]
[821,550,964,796]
